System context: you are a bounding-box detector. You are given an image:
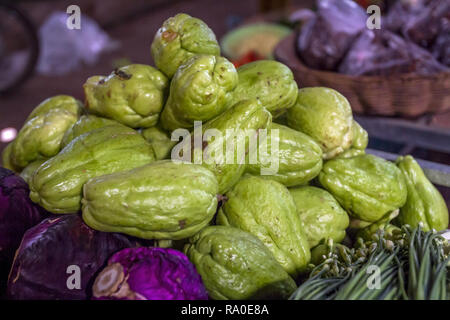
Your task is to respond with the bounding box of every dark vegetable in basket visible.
[7,215,139,300]
[0,168,48,293]
[296,0,367,71]
[384,0,430,34]
[92,247,208,300]
[402,0,450,49]
[339,29,449,76]
[432,30,450,67]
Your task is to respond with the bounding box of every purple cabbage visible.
[7,214,139,300]
[0,168,48,293]
[92,247,208,300]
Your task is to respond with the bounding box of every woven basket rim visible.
[275,33,450,83]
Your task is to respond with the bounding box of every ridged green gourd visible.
[184,226,297,300]
[82,160,219,240]
[216,175,311,277]
[29,124,156,213]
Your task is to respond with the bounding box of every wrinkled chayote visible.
[1,143,18,172]
[287,87,353,159]
[160,54,238,131]
[82,160,218,240]
[319,154,407,223]
[336,120,368,159]
[174,99,272,194]
[30,124,156,213]
[9,95,83,170]
[184,226,296,300]
[357,210,401,241]
[228,60,298,118]
[216,175,310,277]
[61,115,120,148]
[151,13,220,78]
[289,186,349,248]
[396,155,449,232]
[245,123,323,187]
[141,126,176,160]
[84,64,169,128]
[19,158,48,185]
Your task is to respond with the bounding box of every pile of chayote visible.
[2,13,448,300]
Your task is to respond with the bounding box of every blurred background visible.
[0,0,449,171]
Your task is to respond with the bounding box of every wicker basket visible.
[274,33,450,118]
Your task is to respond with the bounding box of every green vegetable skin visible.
[141,126,176,160]
[83,64,169,128]
[289,186,349,248]
[151,13,220,78]
[184,226,296,300]
[10,95,83,170]
[336,120,368,159]
[287,87,353,159]
[319,154,407,223]
[245,123,323,187]
[180,99,271,194]
[61,115,120,148]
[396,155,449,231]
[229,60,298,118]
[19,158,48,185]
[1,143,18,172]
[82,160,218,240]
[30,125,156,213]
[160,54,238,131]
[216,175,310,277]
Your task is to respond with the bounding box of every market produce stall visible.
[0,1,449,301]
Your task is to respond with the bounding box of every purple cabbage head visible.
[92,247,208,300]
[0,168,48,293]
[7,214,139,300]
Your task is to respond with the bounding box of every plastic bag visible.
[339,29,449,76]
[37,12,118,76]
[296,0,367,71]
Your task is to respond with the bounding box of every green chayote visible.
[24,95,82,121]
[61,115,120,148]
[84,64,169,128]
[9,95,83,170]
[216,175,311,277]
[245,123,323,187]
[357,210,401,242]
[141,126,176,160]
[19,158,48,185]
[184,226,296,300]
[160,54,238,131]
[319,154,407,223]
[287,87,353,159]
[396,155,449,231]
[337,120,368,159]
[30,124,156,213]
[82,160,218,240]
[151,13,220,78]
[1,143,18,172]
[289,186,349,248]
[228,60,298,118]
[174,99,271,194]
